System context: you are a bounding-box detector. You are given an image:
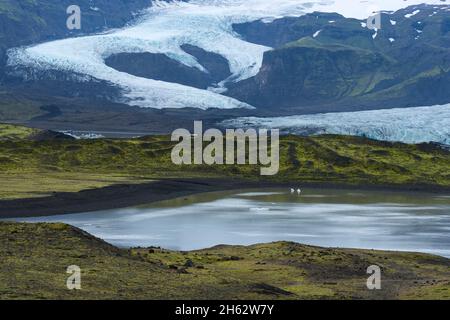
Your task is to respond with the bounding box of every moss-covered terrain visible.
[0,123,449,200]
[0,123,40,140]
[0,222,448,300]
[1,124,449,300]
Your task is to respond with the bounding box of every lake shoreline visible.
[1,178,449,219]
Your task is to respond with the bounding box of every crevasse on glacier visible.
[222,104,450,145]
[6,0,446,110]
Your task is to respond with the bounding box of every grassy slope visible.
[0,123,40,140]
[0,123,449,199]
[0,222,449,300]
[0,123,156,199]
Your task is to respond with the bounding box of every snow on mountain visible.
[7,0,447,109]
[222,104,450,145]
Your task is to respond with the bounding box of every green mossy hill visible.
[0,131,449,190]
[0,222,448,300]
[0,123,40,140]
[0,123,73,141]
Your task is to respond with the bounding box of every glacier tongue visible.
[222,104,450,145]
[7,0,447,110]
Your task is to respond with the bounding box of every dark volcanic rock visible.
[29,130,75,141]
[105,45,231,89]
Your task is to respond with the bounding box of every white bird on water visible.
[290,188,295,194]
[297,189,302,195]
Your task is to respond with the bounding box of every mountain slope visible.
[0,0,151,77]
[227,5,450,111]
[0,1,449,124]
[8,1,450,112]
[0,0,153,122]
[0,0,151,48]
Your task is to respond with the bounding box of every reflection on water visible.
[9,189,450,257]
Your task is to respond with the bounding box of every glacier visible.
[221,104,450,145]
[7,0,447,109]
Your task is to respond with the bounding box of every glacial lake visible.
[10,189,450,257]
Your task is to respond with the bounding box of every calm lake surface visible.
[11,189,450,257]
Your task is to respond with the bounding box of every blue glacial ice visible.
[222,104,450,145]
[7,0,447,109]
